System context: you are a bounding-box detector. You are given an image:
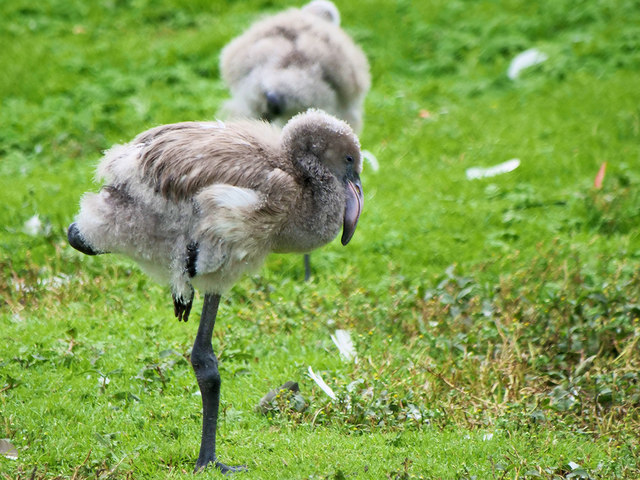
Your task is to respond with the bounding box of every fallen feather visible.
[407,403,422,422]
[330,329,358,363]
[23,215,43,236]
[508,48,548,80]
[361,150,379,172]
[466,159,520,180]
[23,214,52,237]
[307,366,336,400]
[0,439,18,460]
[594,162,607,189]
[256,381,307,413]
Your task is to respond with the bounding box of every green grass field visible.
[1,0,639,478]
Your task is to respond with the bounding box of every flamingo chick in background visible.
[67,109,363,473]
[220,0,370,131]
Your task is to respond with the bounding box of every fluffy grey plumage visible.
[68,109,363,473]
[69,109,363,320]
[219,1,370,132]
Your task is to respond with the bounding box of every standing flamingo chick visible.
[67,109,363,473]
[220,0,370,133]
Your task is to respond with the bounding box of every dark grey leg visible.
[192,293,246,474]
[303,253,311,282]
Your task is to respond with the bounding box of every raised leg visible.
[191,293,246,474]
[303,253,311,282]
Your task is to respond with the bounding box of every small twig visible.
[66,338,77,355]
[310,407,325,428]
[70,449,92,480]
[104,452,129,477]
[155,365,168,391]
[425,366,495,407]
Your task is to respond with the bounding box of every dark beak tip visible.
[341,231,354,246]
[265,91,284,117]
[67,222,101,256]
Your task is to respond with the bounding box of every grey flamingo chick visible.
[219,0,370,282]
[220,1,370,131]
[67,109,363,473]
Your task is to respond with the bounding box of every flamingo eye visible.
[346,155,354,163]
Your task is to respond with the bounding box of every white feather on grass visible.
[508,48,548,80]
[0,439,18,460]
[466,158,520,180]
[307,366,336,400]
[330,329,358,363]
[23,215,44,236]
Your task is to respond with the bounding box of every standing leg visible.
[303,253,312,282]
[191,293,246,474]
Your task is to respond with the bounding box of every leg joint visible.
[191,352,221,389]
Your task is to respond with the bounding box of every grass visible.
[1,0,639,478]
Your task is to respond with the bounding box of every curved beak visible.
[341,174,363,246]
